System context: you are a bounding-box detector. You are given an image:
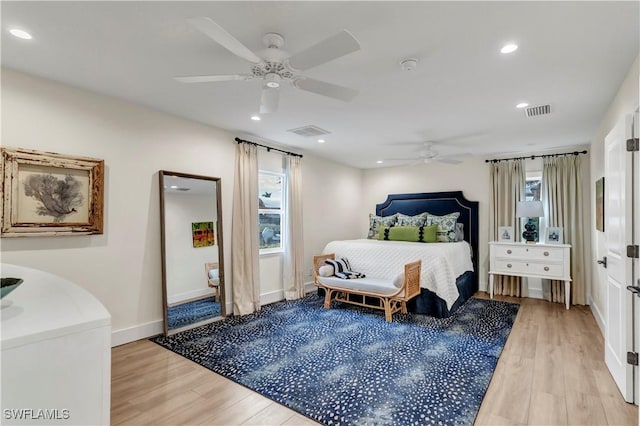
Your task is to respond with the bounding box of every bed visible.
[321,191,478,318]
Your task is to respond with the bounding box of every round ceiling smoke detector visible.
[400,58,418,71]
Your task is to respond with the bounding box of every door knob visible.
[626,285,640,296]
[597,257,607,268]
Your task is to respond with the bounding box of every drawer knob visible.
[507,264,512,268]
[544,266,550,271]
[507,249,512,254]
[544,251,549,256]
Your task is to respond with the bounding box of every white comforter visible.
[323,239,473,309]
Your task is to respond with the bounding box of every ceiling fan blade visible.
[287,30,360,71]
[293,77,358,102]
[187,17,261,64]
[174,74,253,83]
[260,87,279,114]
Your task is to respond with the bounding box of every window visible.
[525,174,542,242]
[259,171,284,253]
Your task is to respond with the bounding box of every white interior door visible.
[604,113,634,403]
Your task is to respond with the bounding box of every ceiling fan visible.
[174,17,361,114]
[386,142,471,165]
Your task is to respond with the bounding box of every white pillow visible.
[318,265,334,277]
[392,272,405,288]
[208,269,219,280]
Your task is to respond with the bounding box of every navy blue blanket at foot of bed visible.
[318,270,476,319]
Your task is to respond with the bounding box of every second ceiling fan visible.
[175,17,361,114]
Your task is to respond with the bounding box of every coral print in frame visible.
[1,148,104,237]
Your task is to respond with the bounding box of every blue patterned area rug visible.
[152,295,518,425]
[166,297,220,329]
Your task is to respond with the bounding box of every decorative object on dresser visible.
[546,226,563,244]
[498,226,514,242]
[489,241,572,309]
[516,200,544,243]
[1,147,105,237]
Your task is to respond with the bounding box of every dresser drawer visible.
[493,244,564,261]
[493,259,564,279]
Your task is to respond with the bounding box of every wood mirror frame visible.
[159,170,225,335]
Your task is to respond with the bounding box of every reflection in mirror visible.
[159,171,225,335]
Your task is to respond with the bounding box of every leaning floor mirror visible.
[159,170,225,335]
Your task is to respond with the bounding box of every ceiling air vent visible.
[525,105,551,117]
[287,125,331,137]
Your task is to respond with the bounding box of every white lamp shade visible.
[517,200,544,218]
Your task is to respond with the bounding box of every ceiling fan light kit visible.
[176,18,361,114]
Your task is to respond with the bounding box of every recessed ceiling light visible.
[317,139,325,143]
[516,102,529,109]
[500,43,518,54]
[376,160,383,164]
[250,115,261,121]
[9,28,32,40]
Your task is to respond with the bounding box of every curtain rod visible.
[485,150,587,163]
[235,137,303,158]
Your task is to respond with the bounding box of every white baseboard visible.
[167,287,215,305]
[527,288,543,299]
[111,320,163,347]
[261,289,284,306]
[589,295,605,337]
[114,284,319,346]
[478,280,487,293]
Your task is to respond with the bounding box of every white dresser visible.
[488,242,572,309]
[1,264,111,425]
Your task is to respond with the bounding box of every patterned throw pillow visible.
[368,213,397,239]
[396,212,429,227]
[426,212,461,242]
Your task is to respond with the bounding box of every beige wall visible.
[0,69,363,344]
[589,55,639,332]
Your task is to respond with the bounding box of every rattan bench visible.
[313,253,421,322]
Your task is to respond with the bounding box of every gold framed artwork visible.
[1,148,104,237]
[192,221,215,247]
[595,177,604,232]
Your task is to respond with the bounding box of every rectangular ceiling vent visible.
[525,104,551,118]
[287,125,331,137]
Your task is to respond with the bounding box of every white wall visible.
[589,55,639,333]
[0,69,363,345]
[362,159,491,290]
[164,191,218,304]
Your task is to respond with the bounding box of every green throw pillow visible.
[378,225,438,243]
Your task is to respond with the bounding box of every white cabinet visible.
[488,242,572,309]
[1,264,111,425]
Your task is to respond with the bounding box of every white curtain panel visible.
[542,155,585,305]
[489,159,525,297]
[283,155,305,300]
[231,143,261,315]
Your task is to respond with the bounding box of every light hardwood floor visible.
[111,293,638,425]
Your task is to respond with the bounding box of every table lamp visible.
[517,201,544,243]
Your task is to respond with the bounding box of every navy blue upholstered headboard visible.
[376,191,479,290]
